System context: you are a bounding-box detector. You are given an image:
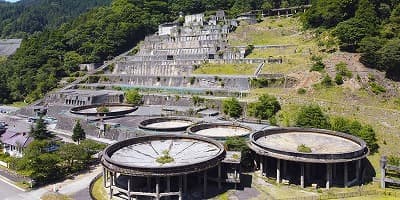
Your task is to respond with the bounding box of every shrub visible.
[297,88,307,94]
[125,89,142,105]
[297,144,312,153]
[335,62,352,78]
[335,74,344,85]
[156,150,174,164]
[321,75,334,87]
[96,106,109,113]
[222,97,242,118]
[247,94,281,120]
[330,117,379,153]
[388,155,400,166]
[295,105,330,129]
[369,82,386,94]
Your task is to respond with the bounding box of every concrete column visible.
[356,159,361,184]
[109,172,113,199]
[147,177,151,192]
[300,163,305,188]
[127,177,131,200]
[183,174,187,193]
[218,163,222,190]
[166,176,171,200]
[344,162,348,188]
[380,156,387,189]
[103,168,107,187]
[264,157,268,176]
[283,160,287,179]
[260,156,264,175]
[276,159,281,184]
[203,171,208,198]
[326,164,332,189]
[179,176,183,200]
[333,163,337,179]
[156,177,160,200]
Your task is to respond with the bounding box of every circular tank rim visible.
[101,134,226,176]
[138,117,195,132]
[70,103,138,116]
[249,127,369,163]
[187,122,253,140]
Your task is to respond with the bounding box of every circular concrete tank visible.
[101,134,226,176]
[70,103,137,116]
[139,117,194,132]
[187,123,253,140]
[249,127,369,163]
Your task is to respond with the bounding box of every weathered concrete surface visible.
[195,126,251,138]
[256,131,361,154]
[111,139,222,168]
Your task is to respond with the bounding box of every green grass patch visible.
[91,176,108,200]
[41,193,72,200]
[193,63,257,75]
[229,17,303,46]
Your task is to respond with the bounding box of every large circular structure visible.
[187,123,252,140]
[248,127,369,189]
[101,134,226,176]
[249,127,368,163]
[139,117,194,132]
[70,103,137,116]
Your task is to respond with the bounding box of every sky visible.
[4,0,21,2]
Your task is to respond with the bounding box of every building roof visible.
[0,130,33,148]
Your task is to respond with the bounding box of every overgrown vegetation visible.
[222,97,242,118]
[125,89,142,105]
[248,94,281,120]
[156,150,174,164]
[297,144,312,153]
[303,0,400,80]
[96,106,109,113]
[293,104,379,153]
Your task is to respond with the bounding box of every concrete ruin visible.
[101,135,236,200]
[249,127,369,189]
[48,90,124,106]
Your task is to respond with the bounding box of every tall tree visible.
[72,120,86,144]
[30,117,51,140]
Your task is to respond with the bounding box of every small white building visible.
[0,130,33,158]
[158,22,179,36]
[184,13,204,26]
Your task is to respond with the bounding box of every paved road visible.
[0,179,24,200]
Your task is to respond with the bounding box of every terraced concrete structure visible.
[139,117,194,132]
[101,135,226,200]
[249,127,369,189]
[187,123,252,140]
[84,12,263,95]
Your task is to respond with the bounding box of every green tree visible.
[17,140,61,183]
[248,94,281,120]
[295,104,330,129]
[30,117,51,140]
[125,89,142,105]
[72,120,86,144]
[222,97,243,118]
[58,143,89,173]
[377,39,400,81]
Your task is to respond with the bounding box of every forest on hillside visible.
[303,0,400,81]
[0,0,112,38]
[0,0,309,104]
